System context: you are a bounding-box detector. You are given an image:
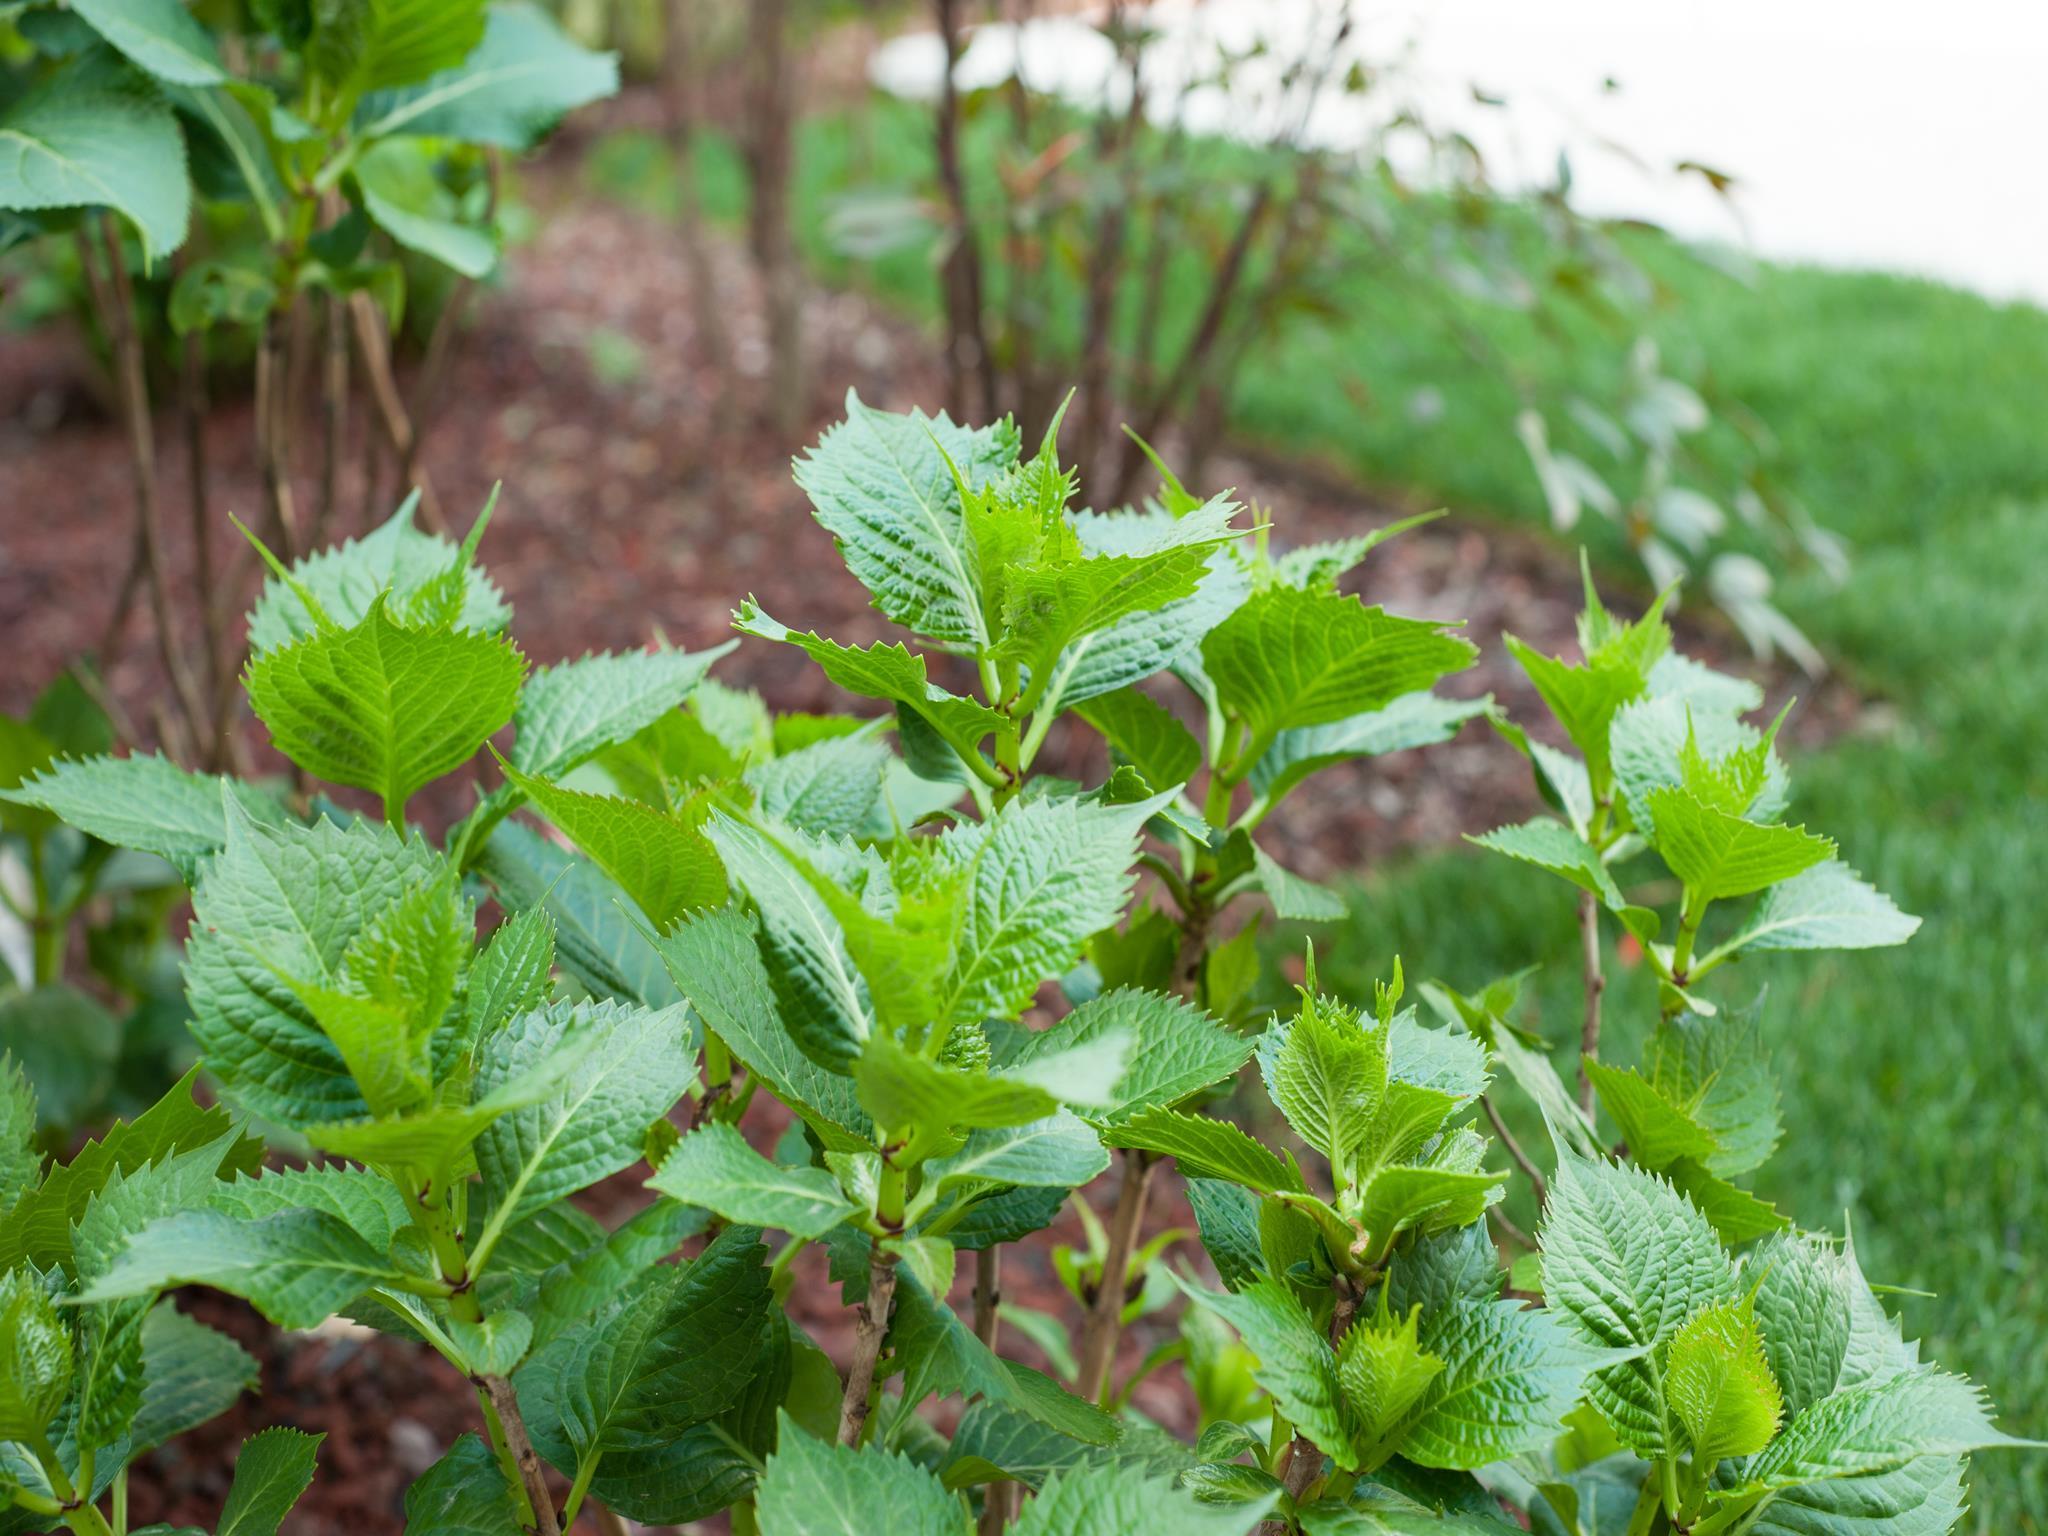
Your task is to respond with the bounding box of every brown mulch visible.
[0,109,1857,1536]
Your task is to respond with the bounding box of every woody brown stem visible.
[837,1244,899,1446]
[1577,889,1606,1114]
[1074,1149,1157,1406]
[479,1374,561,1536]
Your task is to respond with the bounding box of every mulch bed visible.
[0,103,1857,1535]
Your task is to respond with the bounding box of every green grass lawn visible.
[578,100,2048,1522]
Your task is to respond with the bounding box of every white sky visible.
[872,0,2048,307]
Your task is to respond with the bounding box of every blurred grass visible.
[580,100,2048,1522]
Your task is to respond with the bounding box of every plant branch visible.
[1576,889,1605,1114]
[1482,1093,1547,1207]
[349,291,444,528]
[837,1241,900,1446]
[1074,1148,1157,1406]
[479,1372,562,1536]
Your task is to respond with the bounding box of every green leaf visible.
[1175,1276,1353,1471]
[1538,1151,1734,1459]
[68,0,224,85]
[465,904,556,1042]
[520,1226,774,1466]
[0,1268,72,1443]
[356,133,500,276]
[1267,994,1386,1172]
[1751,1231,1855,1420]
[933,791,1165,1030]
[1335,1303,1442,1448]
[1744,1455,1966,1536]
[928,1110,1109,1192]
[356,2,618,147]
[1645,1006,1781,1178]
[478,820,682,1008]
[246,499,509,655]
[746,730,893,840]
[512,643,732,779]
[217,1427,322,1536]
[1384,1221,1502,1316]
[647,906,871,1152]
[499,757,724,929]
[1103,1106,1300,1195]
[318,0,488,93]
[734,605,1003,776]
[1249,842,1348,922]
[1402,1299,1614,1470]
[1721,861,1921,956]
[756,1413,971,1536]
[403,1433,523,1535]
[1748,1367,2037,1488]
[0,984,120,1131]
[1016,1461,1275,1535]
[1666,1296,1783,1463]
[0,753,284,881]
[704,815,874,1073]
[0,1054,38,1210]
[471,998,693,1254]
[1006,988,1253,1122]
[1664,1161,1789,1247]
[1470,818,1627,909]
[791,389,1021,648]
[648,1123,861,1239]
[0,76,190,261]
[854,1033,1055,1142]
[77,1206,418,1329]
[128,1301,259,1455]
[1610,693,1789,831]
[1075,688,1202,791]
[1582,1059,1718,1172]
[1248,691,1492,807]
[1203,586,1477,746]
[1645,787,1834,904]
[1501,636,1646,795]
[247,593,525,812]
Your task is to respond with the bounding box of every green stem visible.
[559,1448,602,1532]
[1624,1469,1665,1536]
[1671,888,1710,989]
[27,837,62,985]
[474,1385,538,1528]
[110,1471,126,1536]
[382,788,406,834]
[768,1235,810,1301]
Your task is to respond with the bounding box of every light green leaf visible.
[1666,1296,1783,1464]
[0,1054,39,1211]
[1016,1461,1275,1535]
[128,1302,259,1455]
[356,2,618,147]
[1470,818,1626,909]
[791,389,1021,647]
[928,1110,1109,1192]
[1005,988,1253,1122]
[1538,1151,1734,1459]
[0,752,283,881]
[1249,842,1348,921]
[1582,1059,1718,1172]
[1751,1231,1855,1419]
[1645,1006,1781,1178]
[69,0,224,85]
[1645,787,1834,904]
[76,1206,417,1329]
[1074,688,1202,791]
[1249,691,1492,807]
[734,604,1003,776]
[478,820,682,1009]
[217,1427,322,1536]
[247,593,525,812]
[1175,1275,1352,1470]
[1103,1106,1300,1195]
[1402,1299,1615,1470]
[499,757,724,929]
[0,1268,72,1444]
[0,983,120,1131]
[756,1412,970,1536]
[512,643,732,779]
[471,998,692,1254]
[1610,692,1789,830]
[1745,1454,1966,1536]
[1203,586,1477,746]
[1267,995,1386,1172]
[354,136,498,278]
[854,1033,1055,1141]
[246,499,509,655]
[648,1123,861,1239]
[1749,1367,2037,1488]
[647,906,872,1152]
[0,78,190,261]
[746,730,893,840]
[1721,861,1921,956]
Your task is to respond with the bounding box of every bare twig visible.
[177,318,234,769]
[253,307,300,561]
[744,0,803,431]
[478,1374,562,1536]
[973,1247,1014,1532]
[932,0,994,420]
[1074,6,1145,499]
[315,290,349,548]
[79,219,208,752]
[664,0,733,443]
[1577,889,1605,1113]
[1074,1149,1157,1406]
[1482,1093,1547,1208]
[348,290,444,528]
[837,1244,899,1446]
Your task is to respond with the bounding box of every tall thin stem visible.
[480,1373,562,1536]
[1074,1149,1157,1406]
[315,290,348,548]
[837,1241,900,1446]
[1576,889,1605,1114]
[973,1247,1014,1532]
